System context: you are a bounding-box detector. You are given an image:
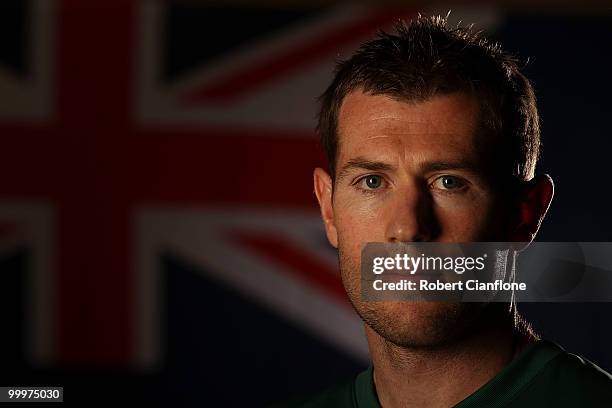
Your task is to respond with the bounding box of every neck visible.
[367,306,535,408]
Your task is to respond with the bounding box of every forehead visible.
[336,90,483,164]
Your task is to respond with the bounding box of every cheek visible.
[434,194,499,240]
[436,209,480,239]
[334,194,388,253]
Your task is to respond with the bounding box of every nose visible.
[385,184,438,242]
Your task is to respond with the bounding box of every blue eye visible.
[365,176,382,188]
[364,175,383,189]
[434,175,465,190]
[442,176,459,189]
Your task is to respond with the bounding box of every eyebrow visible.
[336,157,396,181]
[336,157,481,181]
[419,160,480,173]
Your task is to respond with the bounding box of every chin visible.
[357,301,484,348]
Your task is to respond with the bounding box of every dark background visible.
[0,1,611,406]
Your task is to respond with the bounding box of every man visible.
[277,14,612,408]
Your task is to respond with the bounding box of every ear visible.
[511,174,554,245]
[313,167,338,248]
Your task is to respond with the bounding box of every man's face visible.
[318,90,514,347]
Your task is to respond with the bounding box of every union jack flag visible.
[0,1,499,404]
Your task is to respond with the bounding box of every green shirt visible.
[273,340,612,407]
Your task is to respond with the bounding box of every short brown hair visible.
[317,14,540,182]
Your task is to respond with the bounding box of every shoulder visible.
[514,343,612,406]
[268,376,357,408]
[546,349,612,390]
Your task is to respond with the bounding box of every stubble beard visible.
[338,244,494,349]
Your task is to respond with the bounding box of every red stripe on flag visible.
[55,0,135,365]
[229,231,350,308]
[181,9,415,104]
